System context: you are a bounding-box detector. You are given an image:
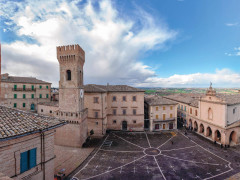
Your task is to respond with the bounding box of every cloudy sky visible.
[0,0,240,87]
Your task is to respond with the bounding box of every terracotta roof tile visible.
[1,75,51,84]
[145,95,177,106]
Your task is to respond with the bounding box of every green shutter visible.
[23,103,25,107]
[29,148,37,169]
[46,94,49,98]
[14,85,17,90]
[40,85,42,89]
[23,94,26,99]
[14,94,17,99]
[14,103,17,108]
[40,94,42,98]
[23,85,26,90]
[32,94,34,99]
[46,86,48,89]
[32,85,34,90]
[20,151,28,173]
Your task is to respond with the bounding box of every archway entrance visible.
[206,127,212,137]
[215,130,221,142]
[189,119,192,130]
[194,121,198,132]
[122,121,127,131]
[31,104,35,111]
[229,131,237,145]
[200,124,204,133]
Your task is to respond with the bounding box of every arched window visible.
[67,70,71,81]
[80,70,82,84]
[208,108,213,120]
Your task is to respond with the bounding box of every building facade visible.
[38,44,88,147]
[165,86,240,146]
[84,84,145,136]
[0,73,51,112]
[0,105,65,180]
[144,95,178,131]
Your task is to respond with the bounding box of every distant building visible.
[38,44,88,147]
[84,84,145,136]
[165,86,240,146]
[144,95,178,131]
[0,105,65,179]
[0,73,51,111]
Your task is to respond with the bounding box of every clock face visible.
[80,89,84,98]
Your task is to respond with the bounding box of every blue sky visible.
[0,0,240,87]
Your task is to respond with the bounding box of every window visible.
[31,94,34,99]
[23,85,26,90]
[96,122,98,125]
[39,85,42,89]
[41,109,43,112]
[170,106,173,110]
[156,107,158,111]
[195,110,198,116]
[113,120,117,124]
[178,104,180,109]
[133,120,136,123]
[163,114,166,120]
[94,97,99,103]
[181,105,183,110]
[23,94,26,99]
[20,148,37,173]
[163,106,166,110]
[14,103,17,108]
[156,115,159,119]
[14,94,17,99]
[208,108,213,120]
[233,108,236,114]
[39,94,42,98]
[46,85,49,89]
[190,108,192,114]
[170,113,173,118]
[155,124,159,130]
[122,96,126,101]
[23,103,25,108]
[113,109,117,115]
[32,85,34,90]
[14,85,17,90]
[67,70,71,80]
[184,106,186,111]
[95,112,99,118]
[112,96,116,101]
[50,110,52,114]
[132,96,136,101]
[46,94,49,98]
[123,109,126,115]
[133,109,136,115]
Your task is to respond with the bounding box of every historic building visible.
[165,86,240,146]
[0,105,65,180]
[38,44,88,147]
[144,95,178,131]
[84,84,145,136]
[0,73,51,111]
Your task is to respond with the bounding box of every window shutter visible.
[20,151,28,173]
[29,148,37,168]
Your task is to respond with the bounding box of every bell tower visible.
[57,44,85,112]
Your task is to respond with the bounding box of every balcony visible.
[12,88,36,92]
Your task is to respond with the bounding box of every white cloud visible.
[225,47,240,57]
[136,69,240,87]
[0,0,177,87]
[225,22,238,27]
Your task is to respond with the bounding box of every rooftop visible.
[1,73,51,84]
[84,84,145,93]
[144,95,178,106]
[0,106,65,140]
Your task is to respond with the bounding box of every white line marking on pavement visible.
[154,156,166,180]
[81,155,147,180]
[113,133,145,150]
[99,149,143,153]
[145,132,151,147]
[161,145,197,152]
[72,135,109,178]
[157,135,175,149]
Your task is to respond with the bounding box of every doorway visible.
[122,121,127,131]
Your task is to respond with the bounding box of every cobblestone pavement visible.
[68,130,240,180]
[54,145,95,176]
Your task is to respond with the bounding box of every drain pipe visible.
[40,131,45,180]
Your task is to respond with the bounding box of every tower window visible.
[67,70,71,81]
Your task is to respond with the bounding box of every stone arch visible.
[199,124,204,133]
[206,126,212,137]
[67,70,71,81]
[208,108,213,120]
[194,121,198,132]
[214,130,221,142]
[229,131,237,145]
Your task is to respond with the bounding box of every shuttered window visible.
[14,85,17,90]
[23,85,26,90]
[20,148,37,173]
[23,94,26,99]
[46,94,49,98]
[14,94,17,99]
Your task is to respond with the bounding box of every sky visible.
[0,0,240,88]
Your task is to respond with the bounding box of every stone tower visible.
[57,44,84,112]
[55,44,88,147]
